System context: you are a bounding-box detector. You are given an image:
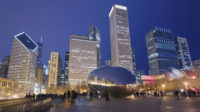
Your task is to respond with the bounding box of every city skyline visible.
[0,0,200,74]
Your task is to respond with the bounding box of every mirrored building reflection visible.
[88,66,137,97]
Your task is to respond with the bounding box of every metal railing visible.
[0,98,52,112]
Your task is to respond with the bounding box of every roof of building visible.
[15,32,38,51]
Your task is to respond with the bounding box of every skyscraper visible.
[175,37,192,70]
[68,35,97,89]
[131,48,136,74]
[7,32,38,93]
[35,67,43,93]
[0,56,10,78]
[36,37,43,67]
[88,25,101,67]
[48,52,62,88]
[42,64,49,88]
[60,69,65,85]
[146,27,178,75]
[109,4,133,73]
[64,52,69,84]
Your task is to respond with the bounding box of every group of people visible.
[63,90,110,103]
[133,89,198,101]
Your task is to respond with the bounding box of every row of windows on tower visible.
[158,53,177,58]
[156,38,174,44]
[156,43,176,50]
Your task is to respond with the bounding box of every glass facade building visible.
[109,4,134,73]
[42,64,49,88]
[88,25,101,67]
[68,35,97,89]
[175,37,192,70]
[146,27,178,75]
[131,48,136,74]
[0,56,10,78]
[64,52,69,84]
[36,37,43,67]
[7,32,38,94]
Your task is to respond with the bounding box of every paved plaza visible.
[47,96,200,112]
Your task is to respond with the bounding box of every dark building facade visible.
[88,25,101,67]
[64,52,69,84]
[36,37,43,67]
[146,27,178,75]
[193,59,200,67]
[0,56,10,78]
[175,37,192,70]
[131,48,136,74]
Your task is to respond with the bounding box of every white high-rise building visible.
[109,4,134,73]
[175,37,192,70]
[7,32,38,94]
[68,35,97,89]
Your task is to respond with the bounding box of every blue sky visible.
[0,0,200,74]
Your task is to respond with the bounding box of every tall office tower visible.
[145,27,178,75]
[88,25,101,67]
[42,65,49,88]
[131,48,136,74]
[60,69,65,85]
[35,67,43,93]
[7,32,38,93]
[68,35,97,89]
[36,37,43,67]
[109,4,133,73]
[175,37,192,70]
[0,56,10,78]
[48,52,62,88]
[64,52,69,84]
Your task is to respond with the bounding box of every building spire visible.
[40,35,43,43]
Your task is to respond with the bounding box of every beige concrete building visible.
[7,32,38,94]
[68,35,97,90]
[48,52,62,89]
[35,67,43,93]
[0,78,17,99]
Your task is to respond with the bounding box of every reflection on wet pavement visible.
[47,96,200,112]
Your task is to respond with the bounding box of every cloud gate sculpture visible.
[88,66,137,97]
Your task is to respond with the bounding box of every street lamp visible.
[161,84,166,89]
[184,82,189,90]
[184,82,188,86]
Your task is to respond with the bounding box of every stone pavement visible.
[47,96,200,112]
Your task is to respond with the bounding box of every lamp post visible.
[161,84,166,96]
[161,84,166,90]
[184,82,189,89]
